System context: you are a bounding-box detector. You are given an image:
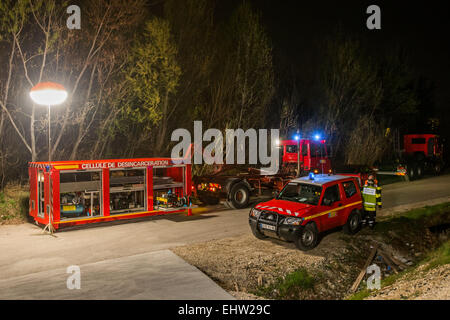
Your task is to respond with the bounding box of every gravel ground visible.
[172,226,449,300]
[172,232,366,299]
[367,263,450,300]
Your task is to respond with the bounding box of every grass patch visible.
[0,184,29,224]
[254,267,316,299]
[375,202,450,236]
[422,239,450,270]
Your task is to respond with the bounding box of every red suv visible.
[248,174,363,250]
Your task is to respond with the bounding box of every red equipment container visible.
[28,158,193,230]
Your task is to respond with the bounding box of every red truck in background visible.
[401,134,444,179]
[373,133,445,180]
[278,139,332,176]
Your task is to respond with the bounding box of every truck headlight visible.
[283,217,303,225]
[250,208,261,218]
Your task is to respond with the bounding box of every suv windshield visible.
[277,182,322,205]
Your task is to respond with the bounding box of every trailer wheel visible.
[434,163,442,175]
[227,183,250,209]
[343,211,361,235]
[415,163,423,179]
[407,164,416,181]
[295,223,318,251]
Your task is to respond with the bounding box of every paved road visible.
[0,250,233,300]
[382,174,450,205]
[0,174,449,299]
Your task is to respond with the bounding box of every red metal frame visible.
[28,158,192,230]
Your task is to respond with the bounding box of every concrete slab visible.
[0,250,234,300]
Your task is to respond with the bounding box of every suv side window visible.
[322,184,340,205]
[342,181,357,198]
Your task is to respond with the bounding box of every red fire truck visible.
[28,158,194,230]
[278,138,332,175]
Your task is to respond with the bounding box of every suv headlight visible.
[283,217,303,225]
[250,208,261,218]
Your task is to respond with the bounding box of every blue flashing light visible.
[314,134,321,141]
[309,172,315,180]
[294,135,300,141]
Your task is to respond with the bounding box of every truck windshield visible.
[277,182,322,205]
[285,145,297,153]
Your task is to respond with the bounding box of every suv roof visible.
[291,174,355,186]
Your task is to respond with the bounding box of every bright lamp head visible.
[30,82,67,106]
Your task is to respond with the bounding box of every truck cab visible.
[279,139,332,176]
[403,134,443,159]
[249,174,363,250]
[402,134,444,178]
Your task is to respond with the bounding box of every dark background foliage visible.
[0,0,448,186]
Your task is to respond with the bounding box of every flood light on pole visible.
[30,82,67,106]
[29,82,67,236]
[29,81,68,162]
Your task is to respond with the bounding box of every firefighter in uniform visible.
[361,174,382,229]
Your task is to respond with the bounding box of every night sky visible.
[249,0,450,127]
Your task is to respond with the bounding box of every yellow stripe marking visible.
[303,201,362,221]
[54,165,79,170]
[55,209,187,224]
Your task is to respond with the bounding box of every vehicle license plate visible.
[260,223,276,231]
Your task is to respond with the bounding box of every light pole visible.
[30,82,68,235]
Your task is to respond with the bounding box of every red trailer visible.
[28,158,193,230]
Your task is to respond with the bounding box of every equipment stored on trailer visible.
[249,174,363,250]
[28,158,194,230]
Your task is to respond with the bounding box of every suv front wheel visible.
[295,223,318,251]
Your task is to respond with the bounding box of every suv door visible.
[319,183,342,230]
[340,179,359,225]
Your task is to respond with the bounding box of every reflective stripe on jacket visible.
[362,186,377,211]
